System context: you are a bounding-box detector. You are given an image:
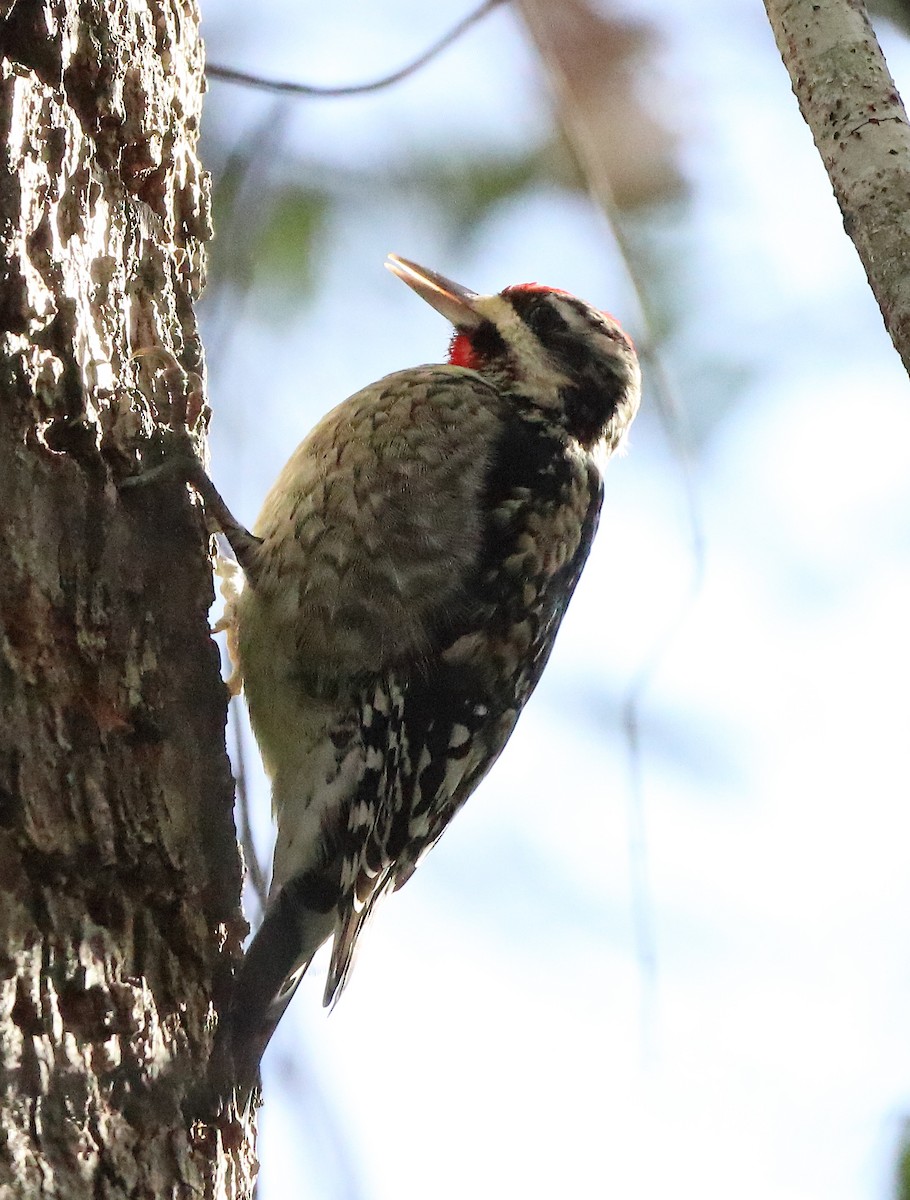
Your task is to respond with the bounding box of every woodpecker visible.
[199,255,640,1100]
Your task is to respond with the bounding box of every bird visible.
[200,254,641,1101]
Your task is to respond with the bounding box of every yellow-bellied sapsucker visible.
[198,256,640,1098]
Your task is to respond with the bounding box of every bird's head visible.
[386,253,641,452]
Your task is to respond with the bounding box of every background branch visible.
[515,0,705,1031]
[764,0,910,374]
[207,0,507,97]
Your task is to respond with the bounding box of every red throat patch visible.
[448,330,482,369]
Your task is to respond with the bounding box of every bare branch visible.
[764,0,910,375]
[516,0,707,1027]
[233,711,269,918]
[207,0,508,98]
[514,1,700,563]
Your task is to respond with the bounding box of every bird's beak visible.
[385,253,484,331]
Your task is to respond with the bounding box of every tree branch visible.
[207,0,508,97]
[764,0,910,374]
[515,0,705,1031]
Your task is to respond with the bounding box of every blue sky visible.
[198,3,910,1197]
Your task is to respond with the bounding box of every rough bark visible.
[763,0,910,375]
[0,1,253,1195]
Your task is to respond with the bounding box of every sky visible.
[196,2,910,1198]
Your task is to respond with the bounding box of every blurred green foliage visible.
[404,140,583,241]
[253,187,330,288]
[205,137,581,305]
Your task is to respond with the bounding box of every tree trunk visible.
[0,1,252,1194]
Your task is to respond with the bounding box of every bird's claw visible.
[117,426,202,493]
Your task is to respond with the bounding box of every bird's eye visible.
[525,301,568,342]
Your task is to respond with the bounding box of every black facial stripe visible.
[510,292,611,379]
[511,290,627,348]
[510,290,574,342]
[563,378,620,448]
[498,288,635,447]
[469,319,508,362]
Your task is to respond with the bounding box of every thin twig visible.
[516,0,707,1035]
[204,100,292,359]
[233,711,269,919]
[269,1050,370,1200]
[207,0,508,97]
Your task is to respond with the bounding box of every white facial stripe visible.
[559,298,605,337]
[471,293,571,404]
[556,296,630,352]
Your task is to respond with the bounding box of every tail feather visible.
[212,867,397,1106]
[323,869,395,1009]
[218,883,335,1108]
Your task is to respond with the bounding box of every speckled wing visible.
[244,366,506,684]
[321,405,605,1006]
